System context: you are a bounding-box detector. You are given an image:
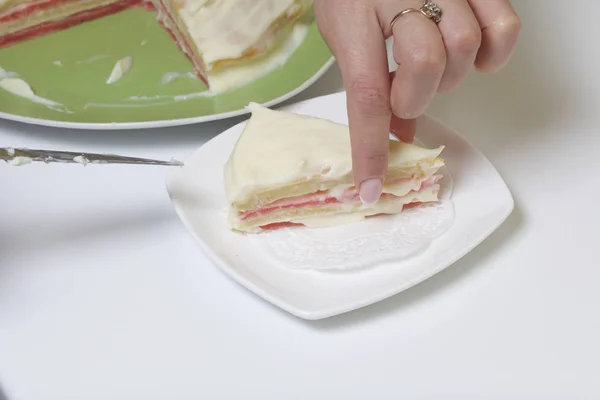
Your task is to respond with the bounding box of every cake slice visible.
[152,0,313,86]
[224,103,446,233]
[0,0,143,48]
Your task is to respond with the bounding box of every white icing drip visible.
[6,157,33,166]
[73,156,89,166]
[159,71,197,85]
[0,66,71,113]
[76,54,110,65]
[106,56,133,84]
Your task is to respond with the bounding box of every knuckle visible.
[407,46,446,77]
[493,14,522,40]
[336,0,374,16]
[362,151,388,166]
[447,28,482,56]
[349,77,391,116]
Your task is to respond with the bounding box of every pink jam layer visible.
[258,201,429,231]
[147,0,209,85]
[0,0,83,23]
[0,0,143,48]
[241,175,440,222]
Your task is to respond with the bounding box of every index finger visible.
[318,1,392,204]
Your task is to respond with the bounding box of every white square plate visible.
[166,92,514,320]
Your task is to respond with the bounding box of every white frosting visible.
[0,76,63,107]
[224,103,444,206]
[106,56,133,84]
[0,65,68,111]
[206,22,308,92]
[383,177,423,197]
[6,156,32,166]
[174,0,311,67]
[159,71,196,85]
[73,156,89,165]
[0,66,16,80]
[297,186,439,229]
[76,55,110,65]
[229,184,441,232]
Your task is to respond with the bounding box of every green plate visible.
[0,7,333,129]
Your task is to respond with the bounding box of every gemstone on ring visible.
[421,0,442,23]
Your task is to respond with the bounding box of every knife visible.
[0,147,184,167]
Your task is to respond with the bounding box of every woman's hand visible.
[314,0,520,203]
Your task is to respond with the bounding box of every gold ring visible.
[390,1,443,32]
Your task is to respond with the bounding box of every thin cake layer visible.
[0,0,142,48]
[231,175,442,232]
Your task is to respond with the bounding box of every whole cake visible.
[0,0,313,87]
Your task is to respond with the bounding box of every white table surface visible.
[1,2,599,399]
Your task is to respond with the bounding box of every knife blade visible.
[0,147,184,167]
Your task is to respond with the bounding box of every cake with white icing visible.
[225,103,446,233]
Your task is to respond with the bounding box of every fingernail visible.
[359,178,382,205]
